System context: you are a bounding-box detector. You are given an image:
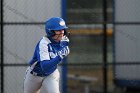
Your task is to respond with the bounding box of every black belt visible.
[30,71,45,77]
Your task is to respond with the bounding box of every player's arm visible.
[40,46,69,72]
[38,39,69,73]
[40,56,61,71]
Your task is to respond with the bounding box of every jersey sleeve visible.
[38,38,50,61]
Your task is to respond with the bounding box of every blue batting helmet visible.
[45,17,68,37]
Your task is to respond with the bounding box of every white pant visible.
[24,67,60,93]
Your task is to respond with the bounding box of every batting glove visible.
[60,36,69,47]
[57,46,70,59]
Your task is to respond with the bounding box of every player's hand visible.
[60,36,69,47]
[57,46,70,59]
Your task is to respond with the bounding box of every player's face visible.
[52,29,64,42]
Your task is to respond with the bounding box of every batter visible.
[24,17,70,93]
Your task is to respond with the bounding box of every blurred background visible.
[1,0,140,93]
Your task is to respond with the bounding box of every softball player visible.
[24,17,70,93]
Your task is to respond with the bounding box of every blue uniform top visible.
[29,36,68,76]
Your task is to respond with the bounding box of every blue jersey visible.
[29,36,66,76]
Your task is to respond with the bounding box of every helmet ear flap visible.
[51,30,55,37]
[46,29,55,37]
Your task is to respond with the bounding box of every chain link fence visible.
[2,0,61,93]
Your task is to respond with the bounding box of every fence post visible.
[102,0,108,93]
[61,58,68,93]
[1,0,4,93]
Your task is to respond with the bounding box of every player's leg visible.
[42,69,60,93]
[24,67,43,93]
